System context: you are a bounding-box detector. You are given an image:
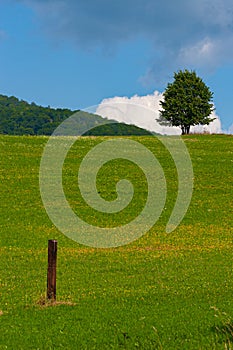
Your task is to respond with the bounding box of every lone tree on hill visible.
[157,70,215,135]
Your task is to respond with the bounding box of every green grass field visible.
[0,134,232,349]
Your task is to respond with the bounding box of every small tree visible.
[158,70,215,134]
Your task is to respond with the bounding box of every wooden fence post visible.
[47,240,57,300]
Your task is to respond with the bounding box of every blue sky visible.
[0,0,233,132]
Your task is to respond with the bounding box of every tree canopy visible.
[158,70,215,134]
[0,94,152,136]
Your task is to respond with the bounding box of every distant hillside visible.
[0,94,152,136]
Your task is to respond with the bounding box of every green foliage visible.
[158,70,215,134]
[0,94,152,136]
[0,94,74,135]
[83,122,152,136]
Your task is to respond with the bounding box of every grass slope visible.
[0,134,232,349]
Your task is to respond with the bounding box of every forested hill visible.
[0,94,152,136]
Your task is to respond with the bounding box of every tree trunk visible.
[181,126,190,135]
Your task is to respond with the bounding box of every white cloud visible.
[228,124,233,134]
[16,0,233,83]
[96,91,222,135]
[191,111,222,134]
[179,38,215,67]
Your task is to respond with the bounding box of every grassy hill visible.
[0,134,232,349]
[0,94,152,136]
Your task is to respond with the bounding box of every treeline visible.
[0,94,152,136]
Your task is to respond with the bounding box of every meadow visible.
[0,134,232,349]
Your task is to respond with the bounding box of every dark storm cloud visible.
[18,0,233,83]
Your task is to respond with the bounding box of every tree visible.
[0,93,152,136]
[158,70,215,135]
